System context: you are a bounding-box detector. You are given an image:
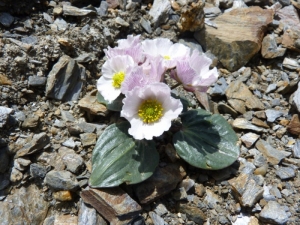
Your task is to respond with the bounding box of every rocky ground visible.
[1,0,300,224]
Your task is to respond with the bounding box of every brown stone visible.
[81,187,142,225]
[0,74,12,85]
[194,7,273,71]
[53,190,73,201]
[54,214,78,225]
[177,203,206,224]
[177,0,205,32]
[251,117,269,129]
[225,81,264,114]
[261,34,286,58]
[255,139,286,165]
[134,163,186,204]
[287,114,300,136]
[78,90,108,116]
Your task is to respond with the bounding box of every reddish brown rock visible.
[81,187,142,225]
[287,114,300,137]
[194,7,273,71]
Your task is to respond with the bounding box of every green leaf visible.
[96,92,124,111]
[89,121,159,187]
[173,109,239,170]
[171,92,192,112]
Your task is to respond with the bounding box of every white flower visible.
[171,49,218,92]
[142,38,190,69]
[97,55,135,103]
[121,83,183,140]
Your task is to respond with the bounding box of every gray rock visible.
[149,0,171,28]
[260,201,289,224]
[178,178,195,192]
[45,55,86,101]
[28,76,47,87]
[43,12,53,23]
[140,17,152,34]
[293,82,300,113]
[154,203,168,216]
[58,147,84,174]
[44,170,79,191]
[0,184,49,225]
[241,132,260,148]
[232,118,263,132]
[62,138,76,149]
[78,199,107,225]
[204,189,222,208]
[210,77,227,96]
[178,38,203,54]
[14,111,26,122]
[255,139,286,165]
[53,17,68,31]
[10,167,23,183]
[16,132,50,158]
[261,34,286,59]
[61,110,75,122]
[204,6,221,18]
[278,0,290,6]
[30,163,48,179]
[0,12,14,27]
[97,1,108,17]
[172,187,187,201]
[75,53,96,63]
[275,167,295,180]
[115,17,129,27]
[21,36,38,45]
[265,109,284,122]
[0,106,13,128]
[292,140,300,158]
[265,83,277,94]
[149,212,164,225]
[0,147,9,173]
[283,58,299,70]
[63,5,96,16]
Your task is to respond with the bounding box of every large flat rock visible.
[194,6,273,71]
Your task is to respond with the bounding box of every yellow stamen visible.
[163,55,171,60]
[138,99,163,124]
[112,71,125,88]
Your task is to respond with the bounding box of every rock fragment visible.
[287,114,300,136]
[241,132,260,148]
[259,201,289,225]
[45,55,86,102]
[28,76,47,87]
[292,140,300,158]
[44,170,79,191]
[293,82,300,113]
[0,12,14,27]
[282,58,299,70]
[255,139,286,165]
[81,187,142,225]
[261,34,286,59]
[275,167,295,180]
[0,106,13,128]
[78,92,108,117]
[63,5,96,16]
[58,147,84,174]
[177,203,206,224]
[78,200,107,225]
[30,163,48,179]
[195,7,273,71]
[134,163,186,204]
[54,214,78,225]
[225,81,264,114]
[149,0,171,28]
[15,132,50,158]
[232,118,264,132]
[265,109,284,122]
[149,212,164,225]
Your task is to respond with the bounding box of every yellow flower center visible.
[138,99,164,124]
[163,55,171,60]
[112,71,125,88]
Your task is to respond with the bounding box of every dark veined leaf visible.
[96,92,124,111]
[89,121,159,187]
[173,109,239,170]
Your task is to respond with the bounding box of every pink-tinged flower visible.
[104,35,144,64]
[121,58,165,95]
[171,49,218,92]
[97,55,135,103]
[142,38,190,69]
[121,83,183,140]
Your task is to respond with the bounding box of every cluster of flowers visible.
[97,35,218,140]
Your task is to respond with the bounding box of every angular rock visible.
[0,73,12,85]
[287,114,300,136]
[261,34,286,58]
[195,7,273,71]
[7,38,32,52]
[15,132,50,158]
[30,163,48,179]
[22,114,40,129]
[265,109,284,122]
[44,170,79,191]
[259,201,289,225]
[177,203,206,224]
[149,212,164,225]
[255,139,286,165]
[134,163,186,204]
[232,118,264,132]
[53,190,73,202]
[241,132,260,148]
[53,17,68,31]
[282,28,300,53]
[28,76,47,87]
[275,167,295,180]
[292,140,300,158]
[293,82,300,113]
[282,58,299,70]
[0,106,13,128]
[225,81,264,114]
[63,5,96,16]
[78,91,108,116]
[229,173,264,207]
[45,55,86,101]
[81,187,142,225]
[0,184,49,225]
[78,199,107,225]
[80,133,97,147]
[149,0,171,28]
[58,147,84,174]
[204,189,222,208]
[177,0,205,32]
